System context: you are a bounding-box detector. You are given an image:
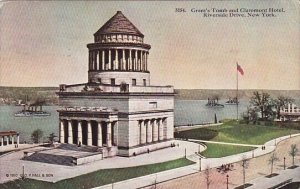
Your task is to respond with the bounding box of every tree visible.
[268,153,279,174]
[31,129,43,144]
[289,144,299,166]
[273,96,294,119]
[249,91,274,120]
[149,174,161,189]
[48,133,57,145]
[241,155,250,188]
[120,82,128,92]
[204,165,212,189]
[243,106,258,124]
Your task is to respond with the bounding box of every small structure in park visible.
[279,103,300,122]
[0,131,20,147]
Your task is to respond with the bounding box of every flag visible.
[237,63,244,75]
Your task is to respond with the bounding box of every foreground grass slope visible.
[0,158,194,189]
[176,121,299,157]
[177,121,299,145]
[201,143,255,158]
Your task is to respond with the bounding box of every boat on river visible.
[225,97,239,105]
[205,98,224,108]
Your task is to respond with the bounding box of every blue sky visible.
[0,1,299,89]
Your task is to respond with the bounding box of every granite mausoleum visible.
[56,11,174,157]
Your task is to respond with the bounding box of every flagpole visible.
[236,63,239,121]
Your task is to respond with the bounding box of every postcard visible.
[0,1,299,189]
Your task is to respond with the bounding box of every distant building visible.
[279,103,300,121]
[0,131,19,147]
[56,11,174,157]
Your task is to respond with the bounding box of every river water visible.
[0,99,250,142]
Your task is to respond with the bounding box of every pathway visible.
[93,133,300,189]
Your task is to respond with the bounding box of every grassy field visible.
[178,121,300,145]
[0,158,194,189]
[201,143,256,158]
[210,122,299,145]
[177,121,300,158]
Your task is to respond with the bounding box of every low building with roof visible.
[279,103,300,122]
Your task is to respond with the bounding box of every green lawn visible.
[0,158,194,189]
[177,120,299,158]
[178,121,300,145]
[211,122,299,145]
[201,143,255,158]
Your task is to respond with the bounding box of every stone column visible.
[113,121,118,146]
[97,122,102,147]
[1,137,3,146]
[141,120,148,144]
[102,50,105,70]
[68,120,73,144]
[159,119,164,141]
[89,51,92,71]
[11,135,14,145]
[6,135,9,145]
[108,49,111,70]
[145,52,148,71]
[163,118,168,140]
[135,50,138,71]
[138,121,142,144]
[122,49,126,70]
[94,51,98,70]
[77,121,82,145]
[146,120,152,143]
[87,121,92,146]
[141,51,144,71]
[60,120,64,143]
[139,50,142,71]
[153,119,158,142]
[129,49,132,70]
[17,135,19,146]
[115,49,119,70]
[107,122,112,147]
[98,50,102,70]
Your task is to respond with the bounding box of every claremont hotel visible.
[57,11,174,157]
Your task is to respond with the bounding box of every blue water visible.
[175,99,248,125]
[0,99,249,142]
[0,106,59,142]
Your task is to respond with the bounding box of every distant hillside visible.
[175,89,300,100]
[0,86,59,105]
[1,87,299,104]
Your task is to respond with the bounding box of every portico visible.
[0,131,19,147]
[58,107,118,148]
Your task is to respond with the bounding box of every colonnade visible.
[89,49,148,72]
[59,119,117,148]
[0,134,19,147]
[138,118,167,145]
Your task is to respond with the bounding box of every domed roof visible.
[94,11,144,37]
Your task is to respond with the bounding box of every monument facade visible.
[57,11,174,157]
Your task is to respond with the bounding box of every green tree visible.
[31,129,43,144]
[249,91,274,120]
[48,133,57,145]
[268,153,279,174]
[289,144,299,166]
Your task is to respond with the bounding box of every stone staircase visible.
[57,143,102,153]
[23,153,76,166]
